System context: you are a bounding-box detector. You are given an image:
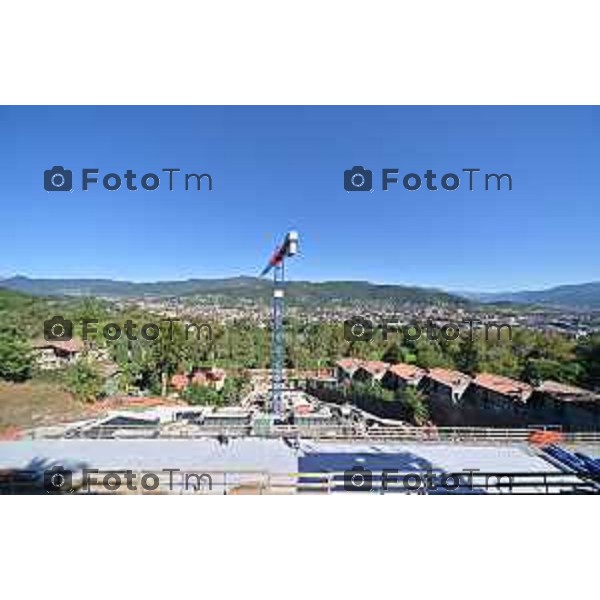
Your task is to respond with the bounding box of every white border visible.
[1,0,597,590]
[1,1,599,104]
[2,497,595,599]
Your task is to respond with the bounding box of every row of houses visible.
[329,358,600,430]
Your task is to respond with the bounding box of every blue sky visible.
[0,106,598,292]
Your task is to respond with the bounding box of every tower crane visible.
[260,230,299,417]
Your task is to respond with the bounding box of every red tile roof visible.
[427,368,471,389]
[208,368,226,381]
[359,360,390,376]
[473,373,533,402]
[170,374,189,390]
[192,368,226,383]
[33,338,84,353]
[536,380,598,402]
[335,358,363,372]
[191,371,208,384]
[388,363,425,381]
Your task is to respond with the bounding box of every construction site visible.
[1,231,599,494]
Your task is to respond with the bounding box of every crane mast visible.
[260,231,298,417]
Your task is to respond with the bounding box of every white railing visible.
[25,423,600,443]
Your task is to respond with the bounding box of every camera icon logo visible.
[43,466,74,494]
[44,166,73,192]
[44,316,73,341]
[344,466,373,492]
[344,166,372,192]
[343,316,374,342]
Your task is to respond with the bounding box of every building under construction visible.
[1,434,599,494]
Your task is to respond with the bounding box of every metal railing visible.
[25,423,600,443]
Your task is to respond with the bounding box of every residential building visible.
[32,339,84,370]
[352,361,390,385]
[334,358,364,385]
[381,363,426,392]
[529,380,600,430]
[420,368,472,425]
[170,373,189,392]
[461,373,534,426]
[171,367,227,393]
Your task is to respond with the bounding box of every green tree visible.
[455,336,481,374]
[346,381,395,410]
[145,321,187,396]
[220,374,250,404]
[0,326,33,382]
[413,339,449,369]
[381,341,403,364]
[183,384,222,406]
[72,297,110,324]
[65,360,104,402]
[521,357,582,385]
[576,334,600,389]
[398,386,429,425]
[479,342,521,378]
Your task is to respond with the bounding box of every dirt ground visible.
[0,380,89,436]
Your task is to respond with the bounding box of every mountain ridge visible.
[0,275,464,306]
[2,276,600,308]
[460,281,600,309]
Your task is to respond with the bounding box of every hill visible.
[0,276,465,307]
[0,287,37,311]
[463,282,600,309]
[5,276,600,309]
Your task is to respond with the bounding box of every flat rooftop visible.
[297,441,556,474]
[1,438,593,493]
[0,438,556,473]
